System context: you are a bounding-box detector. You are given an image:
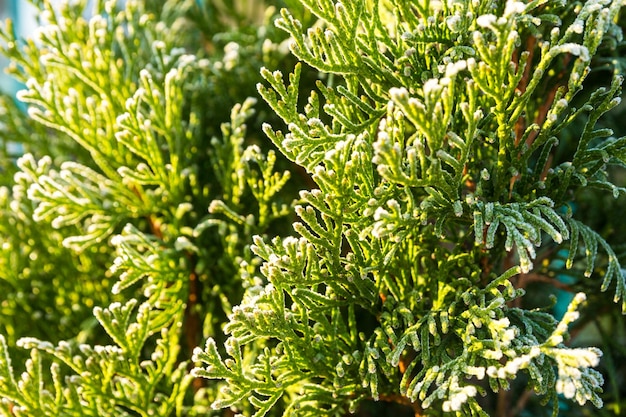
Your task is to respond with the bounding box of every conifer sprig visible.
[0,0,294,415]
[194,0,626,415]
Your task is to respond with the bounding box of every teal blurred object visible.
[551,203,579,321]
[0,1,98,93]
[0,0,39,95]
[552,248,577,320]
[0,0,34,158]
[0,0,98,158]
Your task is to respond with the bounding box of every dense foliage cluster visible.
[0,0,625,416]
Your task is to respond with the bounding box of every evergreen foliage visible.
[0,0,299,415]
[193,0,626,415]
[0,0,624,416]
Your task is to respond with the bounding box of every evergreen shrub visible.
[0,0,625,416]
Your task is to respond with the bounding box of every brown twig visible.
[508,37,572,197]
[516,272,576,292]
[513,36,538,146]
[511,388,535,416]
[497,389,511,417]
[378,394,423,417]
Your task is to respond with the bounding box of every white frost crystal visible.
[504,1,526,17]
[552,347,603,405]
[476,14,496,27]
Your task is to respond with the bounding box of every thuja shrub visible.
[0,0,624,417]
[192,0,626,416]
[0,0,304,415]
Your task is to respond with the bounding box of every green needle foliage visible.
[0,0,625,416]
[192,0,626,416]
[0,0,301,415]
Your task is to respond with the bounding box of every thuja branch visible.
[194,1,625,415]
